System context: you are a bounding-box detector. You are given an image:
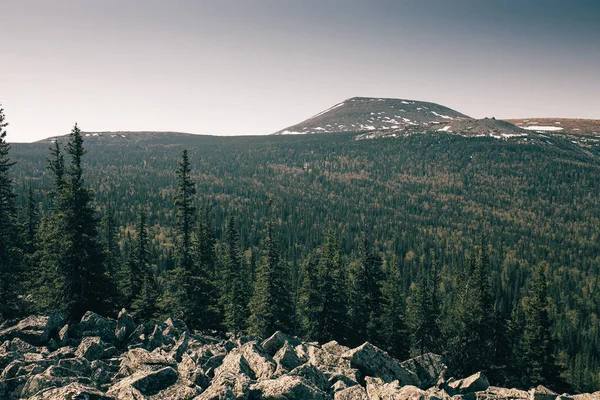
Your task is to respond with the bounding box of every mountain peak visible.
[273,97,471,135]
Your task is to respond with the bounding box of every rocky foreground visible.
[0,311,597,399]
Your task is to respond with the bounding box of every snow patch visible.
[522,126,563,132]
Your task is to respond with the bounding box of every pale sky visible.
[2,0,599,142]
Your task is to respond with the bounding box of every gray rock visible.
[28,382,112,400]
[57,357,92,376]
[341,342,419,386]
[262,331,301,356]
[108,366,178,396]
[249,375,326,400]
[0,312,64,346]
[447,371,489,395]
[75,336,104,361]
[399,353,447,389]
[197,370,251,399]
[529,385,560,400]
[69,312,117,343]
[117,309,137,340]
[172,331,189,362]
[215,349,254,379]
[239,341,276,381]
[365,376,426,400]
[334,384,368,400]
[274,341,304,373]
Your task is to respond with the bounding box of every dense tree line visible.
[2,113,600,392]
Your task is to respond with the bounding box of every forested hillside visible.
[3,114,600,392]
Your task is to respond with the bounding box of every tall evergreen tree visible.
[0,103,22,318]
[101,205,121,279]
[446,238,495,376]
[21,184,39,257]
[316,229,348,343]
[407,253,442,355]
[248,200,293,337]
[348,231,384,346]
[221,215,247,332]
[35,125,112,320]
[297,251,322,340]
[380,256,410,360]
[521,263,565,389]
[124,210,150,306]
[162,150,220,330]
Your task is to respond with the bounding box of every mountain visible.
[37,131,201,144]
[273,96,470,135]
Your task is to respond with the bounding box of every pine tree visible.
[21,184,39,257]
[124,210,150,307]
[35,125,112,320]
[446,238,495,376]
[175,149,195,271]
[317,229,348,343]
[521,263,564,389]
[162,150,220,330]
[248,200,293,337]
[380,256,410,360]
[221,215,247,332]
[297,251,323,340]
[348,231,384,346]
[0,103,22,319]
[407,253,442,356]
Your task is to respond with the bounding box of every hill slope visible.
[273,97,470,135]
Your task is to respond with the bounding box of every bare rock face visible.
[1,311,596,400]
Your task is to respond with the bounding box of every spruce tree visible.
[348,231,384,346]
[380,256,410,360]
[407,253,442,355]
[521,263,564,389]
[447,238,495,376]
[221,215,247,332]
[317,229,348,343]
[162,150,220,330]
[248,200,293,337]
[63,125,112,320]
[0,103,22,319]
[124,210,150,307]
[101,205,121,279]
[297,251,323,340]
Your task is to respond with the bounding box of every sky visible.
[1,0,599,142]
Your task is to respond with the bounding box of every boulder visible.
[529,385,559,400]
[120,347,177,376]
[274,341,304,372]
[107,366,178,396]
[74,336,104,361]
[262,331,301,356]
[215,350,254,379]
[334,384,368,400]
[0,313,64,346]
[57,357,92,376]
[288,363,329,391]
[239,341,276,380]
[479,386,529,399]
[28,382,112,400]
[399,353,447,389]
[69,312,117,343]
[322,341,351,356]
[365,377,426,400]
[248,375,326,400]
[172,331,189,362]
[341,342,419,385]
[116,309,137,340]
[0,337,37,353]
[151,383,201,399]
[197,370,251,399]
[574,392,600,400]
[0,375,29,399]
[447,371,489,395]
[21,367,91,398]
